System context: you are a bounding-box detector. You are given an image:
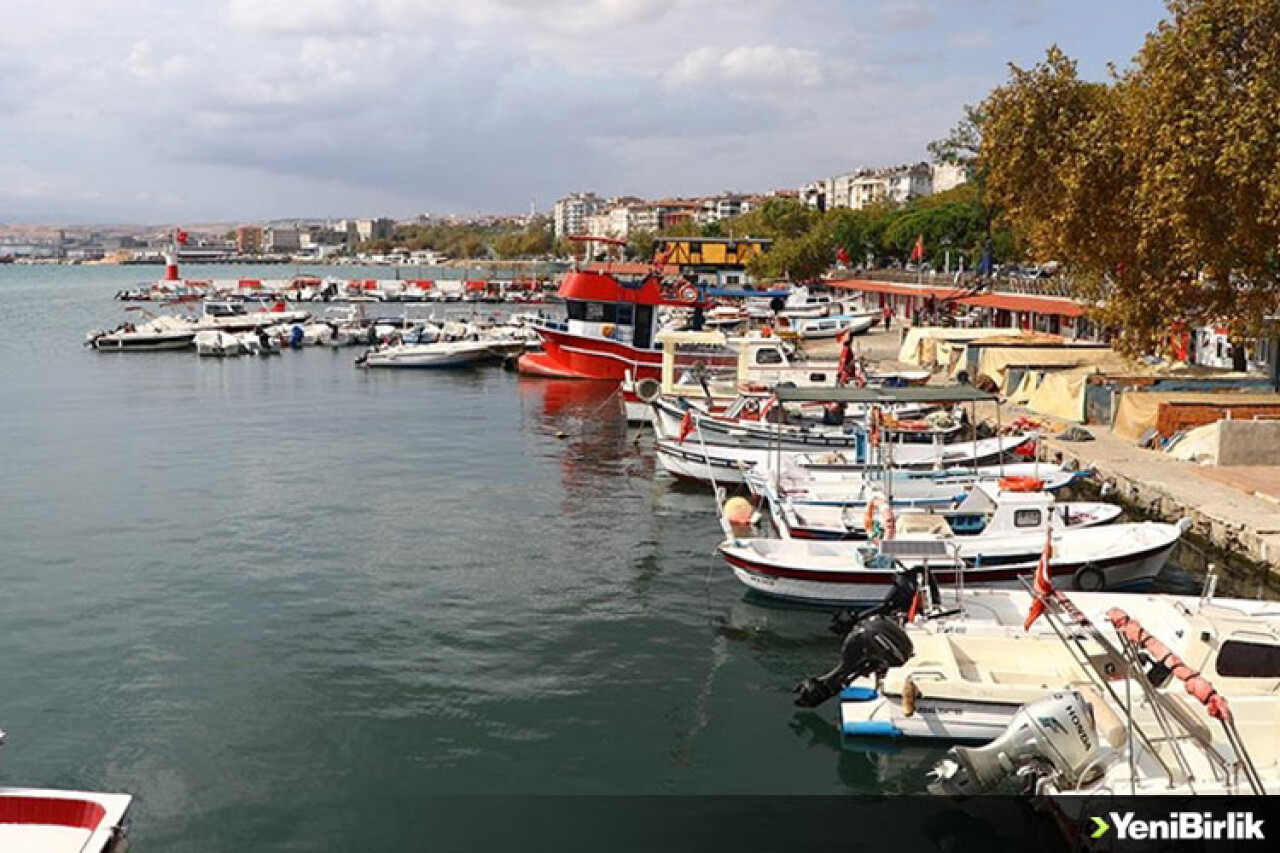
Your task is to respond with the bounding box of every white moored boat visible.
[909,587,1280,799]
[87,315,196,351]
[357,339,501,368]
[792,311,878,340]
[822,586,1280,745]
[757,473,1121,540]
[194,329,247,357]
[753,476,1119,541]
[653,432,1037,485]
[717,515,1186,606]
[0,788,131,853]
[0,729,132,853]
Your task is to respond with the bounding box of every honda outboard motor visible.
[794,615,914,708]
[927,690,1109,795]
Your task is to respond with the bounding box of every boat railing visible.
[1028,580,1264,794]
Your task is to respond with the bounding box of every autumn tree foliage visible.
[981,0,1280,354]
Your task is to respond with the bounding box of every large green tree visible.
[981,0,1280,353]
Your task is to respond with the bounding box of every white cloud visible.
[225,0,379,37]
[664,44,825,92]
[125,39,190,81]
[0,0,1169,221]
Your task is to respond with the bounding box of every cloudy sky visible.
[0,0,1169,223]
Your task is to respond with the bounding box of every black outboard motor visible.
[828,567,931,637]
[794,615,913,708]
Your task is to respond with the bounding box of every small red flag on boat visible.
[910,235,924,262]
[1023,526,1054,630]
[1013,437,1039,458]
[835,246,851,265]
[175,229,189,245]
[677,410,694,443]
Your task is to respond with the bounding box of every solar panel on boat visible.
[879,540,953,558]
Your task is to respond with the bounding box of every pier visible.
[1042,429,1280,579]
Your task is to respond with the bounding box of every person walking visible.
[882,305,892,332]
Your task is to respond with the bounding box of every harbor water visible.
[0,265,1258,850]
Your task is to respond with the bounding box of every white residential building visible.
[264,225,301,253]
[699,194,752,223]
[931,162,969,194]
[553,192,603,240]
[814,162,937,211]
[801,179,833,211]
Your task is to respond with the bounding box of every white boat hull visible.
[719,524,1181,606]
[360,340,500,368]
[653,434,1038,485]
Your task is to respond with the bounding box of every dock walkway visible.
[1043,429,1280,576]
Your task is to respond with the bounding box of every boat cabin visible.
[550,268,678,351]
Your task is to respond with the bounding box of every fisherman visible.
[821,401,847,426]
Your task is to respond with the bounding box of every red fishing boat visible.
[518,237,730,382]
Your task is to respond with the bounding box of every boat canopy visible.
[773,385,998,404]
[654,330,729,347]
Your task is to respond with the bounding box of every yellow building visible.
[656,238,770,268]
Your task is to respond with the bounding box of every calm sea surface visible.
[0,264,1267,850]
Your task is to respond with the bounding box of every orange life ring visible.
[863,496,896,540]
[999,476,1045,492]
[677,283,698,302]
[601,324,615,338]
[863,497,879,534]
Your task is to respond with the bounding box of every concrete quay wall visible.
[1042,431,1280,579]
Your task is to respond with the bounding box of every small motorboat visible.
[356,339,501,368]
[649,394,955,450]
[0,729,132,852]
[194,329,246,357]
[653,432,1038,485]
[199,300,310,331]
[87,315,196,351]
[754,477,1120,541]
[717,515,1186,606]
[791,311,878,340]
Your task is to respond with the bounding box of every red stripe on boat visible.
[0,795,107,830]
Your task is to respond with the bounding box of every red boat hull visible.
[517,327,668,382]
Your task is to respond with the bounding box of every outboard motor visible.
[794,615,914,708]
[927,690,1109,795]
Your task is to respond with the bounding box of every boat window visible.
[1013,509,1042,528]
[567,301,618,323]
[616,303,635,326]
[809,373,829,383]
[1216,639,1280,678]
[756,348,783,365]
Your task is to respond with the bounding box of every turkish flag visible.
[677,410,694,443]
[836,246,851,264]
[1023,527,1055,630]
[175,229,189,245]
[910,235,924,262]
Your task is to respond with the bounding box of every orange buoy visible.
[999,476,1045,492]
[724,496,754,526]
